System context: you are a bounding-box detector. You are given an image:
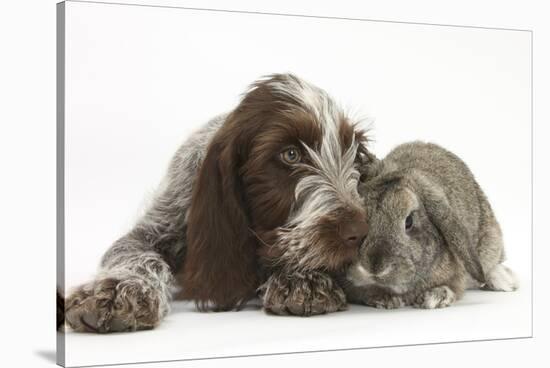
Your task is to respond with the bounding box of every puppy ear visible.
[180,124,258,311]
[412,173,485,283]
[354,129,380,182]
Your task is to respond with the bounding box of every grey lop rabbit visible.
[343,141,518,309]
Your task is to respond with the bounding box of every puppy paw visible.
[260,271,347,316]
[483,264,519,292]
[65,277,163,333]
[413,286,456,309]
[57,290,65,331]
[364,294,405,309]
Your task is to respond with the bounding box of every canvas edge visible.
[56,1,67,367]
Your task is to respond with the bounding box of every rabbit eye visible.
[405,213,413,230]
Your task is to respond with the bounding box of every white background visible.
[65,1,531,290]
[61,2,532,366]
[0,0,548,368]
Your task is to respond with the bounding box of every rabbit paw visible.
[414,286,456,309]
[483,264,519,292]
[364,294,405,309]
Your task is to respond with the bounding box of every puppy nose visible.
[339,220,368,247]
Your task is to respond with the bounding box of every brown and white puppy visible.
[64,74,372,333]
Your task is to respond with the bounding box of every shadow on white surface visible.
[35,350,56,364]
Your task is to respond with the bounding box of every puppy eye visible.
[280,147,301,164]
[405,213,413,231]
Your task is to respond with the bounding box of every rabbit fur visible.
[343,141,518,309]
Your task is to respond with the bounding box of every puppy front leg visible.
[259,270,347,316]
[65,232,176,333]
[64,181,190,333]
[63,116,219,332]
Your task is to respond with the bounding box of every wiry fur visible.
[181,73,368,313]
[342,141,518,309]
[260,271,348,315]
[64,116,223,332]
[64,74,371,332]
[272,139,364,272]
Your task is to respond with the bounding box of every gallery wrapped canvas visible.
[57,1,532,367]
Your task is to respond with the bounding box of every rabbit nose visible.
[339,220,369,248]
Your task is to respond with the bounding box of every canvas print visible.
[57,1,532,367]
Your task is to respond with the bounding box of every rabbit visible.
[342,141,518,309]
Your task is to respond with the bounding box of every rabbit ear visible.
[411,172,486,283]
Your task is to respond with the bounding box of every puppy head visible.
[183,73,371,309]
[240,74,371,272]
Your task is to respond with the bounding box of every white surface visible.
[64,285,531,367]
[3,1,549,368]
[59,1,532,366]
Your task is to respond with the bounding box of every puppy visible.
[65,74,373,332]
